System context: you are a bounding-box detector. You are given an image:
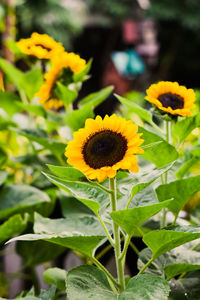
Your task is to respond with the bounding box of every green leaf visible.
[7,212,105,257]
[54,82,78,106]
[17,103,46,118]
[0,184,50,220]
[0,90,21,117]
[119,274,170,300]
[66,265,116,300]
[0,148,7,167]
[0,170,8,185]
[175,157,199,179]
[73,58,92,82]
[115,94,153,124]
[156,175,200,216]
[11,128,66,157]
[139,127,178,168]
[43,172,110,215]
[110,200,172,235]
[47,165,85,180]
[143,226,200,259]
[43,267,67,290]
[67,265,170,300]
[65,104,94,131]
[16,240,65,267]
[39,285,56,300]
[172,113,200,145]
[0,214,28,244]
[0,58,23,89]
[19,69,43,100]
[79,86,114,108]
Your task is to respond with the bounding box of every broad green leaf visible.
[59,194,95,218]
[0,148,7,167]
[0,90,21,117]
[7,212,105,257]
[110,200,172,235]
[172,113,200,145]
[65,104,94,131]
[115,94,153,124]
[156,175,200,216]
[190,146,200,157]
[0,214,28,244]
[17,103,46,118]
[79,86,114,108]
[54,82,78,106]
[43,267,67,290]
[16,240,65,267]
[139,127,178,168]
[0,170,8,185]
[73,58,92,82]
[119,274,170,300]
[176,157,199,179]
[0,184,50,220]
[39,285,56,300]
[19,69,43,100]
[0,58,23,89]
[165,264,200,281]
[143,226,200,259]
[0,115,17,130]
[47,165,85,180]
[43,172,110,215]
[11,128,66,157]
[67,265,170,300]
[117,164,172,202]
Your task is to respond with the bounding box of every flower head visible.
[145,81,196,117]
[17,32,64,59]
[35,52,86,109]
[65,114,144,182]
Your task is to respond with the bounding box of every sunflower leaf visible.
[143,226,200,259]
[79,85,114,108]
[156,175,200,216]
[42,172,110,215]
[139,127,178,168]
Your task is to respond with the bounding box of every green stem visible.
[191,242,200,251]
[129,241,140,255]
[95,243,113,260]
[91,257,120,289]
[92,181,112,194]
[97,214,115,247]
[119,235,131,261]
[30,267,40,295]
[137,257,154,275]
[109,178,125,292]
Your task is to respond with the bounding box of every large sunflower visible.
[35,52,86,109]
[145,81,196,117]
[65,114,144,182]
[17,32,64,59]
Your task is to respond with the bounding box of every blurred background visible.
[1,0,200,106]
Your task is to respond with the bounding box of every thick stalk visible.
[109,178,125,292]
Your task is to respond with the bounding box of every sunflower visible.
[145,81,196,117]
[35,52,86,109]
[17,32,64,59]
[65,114,144,182]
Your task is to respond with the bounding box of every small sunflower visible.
[35,52,86,109]
[65,114,144,182]
[145,81,196,117]
[17,32,64,59]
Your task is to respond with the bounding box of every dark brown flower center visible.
[158,93,184,110]
[82,130,127,169]
[35,44,52,52]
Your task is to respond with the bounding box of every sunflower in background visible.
[65,114,144,182]
[35,52,86,110]
[145,81,196,117]
[17,32,64,59]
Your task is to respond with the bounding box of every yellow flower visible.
[145,81,196,116]
[65,114,144,182]
[35,52,86,109]
[17,32,64,59]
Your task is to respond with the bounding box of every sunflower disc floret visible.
[17,32,64,59]
[65,114,144,182]
[145,81,196,117]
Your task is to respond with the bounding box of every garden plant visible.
[0,33,200,300]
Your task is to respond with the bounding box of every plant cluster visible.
[0,33,200,300]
